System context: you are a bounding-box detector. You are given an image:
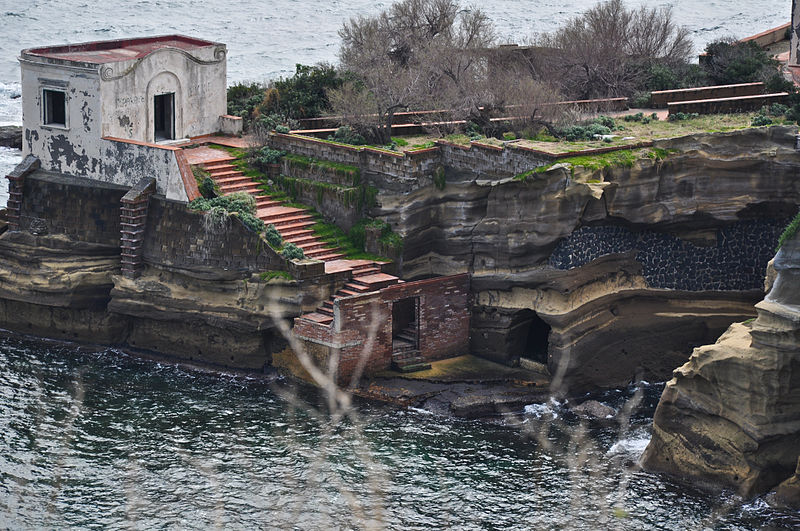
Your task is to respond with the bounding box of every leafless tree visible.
[541,0,692,99]
[334,0,562,143]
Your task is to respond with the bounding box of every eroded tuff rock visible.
[641,234,800,497]
[109,266,301,369]
[0,231,127,343]
[374,126,800,389]
[0,228,303,371]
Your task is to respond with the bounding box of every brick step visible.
[337,288,361,297]
[256,197,281,206]
[311,252,345,262]
[263,216,315,229]
[350,273,401,291]
[211,170,245,180]
[284,234,319,245]
[299,312,333,325]
[322,300,334,311]
[318,306,334,317]
[259,210,312,223]
[298,241,328,253]
[280,228,314,239]
[352,267,380,277]
[392,347,419,360]
[213,175,250,185]
[202,158,235,168]
[391,357,431,373]
[305,246,339,257]
[343,282,374,294]
[220,182,260,193]
[397,331,417,342]
[270,220,315,233]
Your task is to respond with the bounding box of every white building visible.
[19,35,240,201]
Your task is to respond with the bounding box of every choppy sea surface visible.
[1,333,798,529]
[0,2,797,527]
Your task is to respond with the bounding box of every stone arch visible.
[145,71,183,141]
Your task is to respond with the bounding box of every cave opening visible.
[522,313,551,364]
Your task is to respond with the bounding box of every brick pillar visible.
[120,177,156,279]
[5,155,41,231]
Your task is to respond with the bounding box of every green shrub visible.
[777,210,800,251]
[502,131,516,141]
[252,147,286,171]
[189,192,256,215]
[239,212,265,233]
[275,125,291,134]
[702,40,780,86]
[328,125,366,145]
[624,112,645,122]
[630,91,652,108]
[768,103,789,117]
[650,112,659,121]
[193,166,217,199]
[668,112,699,122]
[751,114,773,127]
[259,270,294,282]
[593,115,616,129]
[265,224,283,247]
[281,242,305,260]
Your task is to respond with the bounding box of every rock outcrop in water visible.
[641,232,800,497]
[0,125,22,149]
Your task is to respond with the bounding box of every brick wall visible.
[19,170,127,245]
[667,93,789,115]
[292,273,470,384]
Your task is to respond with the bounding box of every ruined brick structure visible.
[292,274,470,383]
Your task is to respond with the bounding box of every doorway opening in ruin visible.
[154,92,175,141]
[522,313,551,364]
[392,297,419,353]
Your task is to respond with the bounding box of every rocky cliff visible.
[373,126,800,390]
[640,232,800,497]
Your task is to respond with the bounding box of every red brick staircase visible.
[194,149,425,372]
[200,156,344,261]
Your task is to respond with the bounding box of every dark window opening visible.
[43,89,66,126]
[523,314,551,364]
[154,93,175,141]
[392,297,419,353]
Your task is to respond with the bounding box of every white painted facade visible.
[19,36,234,201]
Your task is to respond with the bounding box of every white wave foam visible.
[524,398,562,420]
[0,81,22,126]
[607,433,652,458]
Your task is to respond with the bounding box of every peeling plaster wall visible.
[20,45,225,202]
[100,45,226,141]
[21,61,103,177]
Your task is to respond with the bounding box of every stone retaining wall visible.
[19,170,127,246]
[143,198,286,273]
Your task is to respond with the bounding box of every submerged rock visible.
[641,233,800,497]
[768,457,800,510]
[570,399,616,419]
[0,125,22,149]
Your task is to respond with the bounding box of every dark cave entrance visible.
[521,312,551,364]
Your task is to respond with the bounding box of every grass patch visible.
[514,148,664,182]
[259,270,294,282]
[777,209,800,251]
[284,153,360,185]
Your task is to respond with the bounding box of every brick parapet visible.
[5,155,41,231]
[120,177,156,279]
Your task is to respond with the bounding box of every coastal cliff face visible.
[373,126,800,390]
[640,233,800,497]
